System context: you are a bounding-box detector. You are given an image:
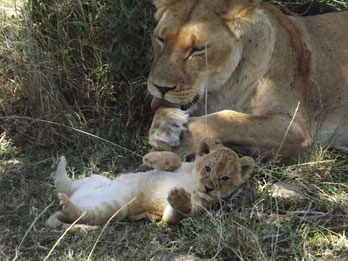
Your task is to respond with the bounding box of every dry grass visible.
[1,131,347,260]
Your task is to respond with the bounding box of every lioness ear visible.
[219,0,259,38]
[196,137,217,157]
[153,0,176,8]
[239,156,254,182]
[152,0,177,20]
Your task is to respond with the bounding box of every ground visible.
[1,132,347,260]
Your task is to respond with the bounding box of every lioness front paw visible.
[149,107,189,151]
[143,151,181,171]
[168,188,192,214]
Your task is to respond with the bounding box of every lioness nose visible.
[153,82,176,96]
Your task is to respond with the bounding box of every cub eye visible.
[155,37,164,47]
[205,166,211,173]
[220,176,230,181]
[189,46,206,58]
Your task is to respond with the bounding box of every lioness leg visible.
[186,110,312,160]
[150,108,312,161]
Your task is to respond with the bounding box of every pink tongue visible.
[151,97,181,111]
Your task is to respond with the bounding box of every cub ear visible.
[196,137,217,157]
[239,156,254,182]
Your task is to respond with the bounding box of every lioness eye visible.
[189,47,206,57]
[220,176,229,181]
[205,166,211,173]
[155,37,164,47]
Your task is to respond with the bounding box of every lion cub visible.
[47,138,254,227]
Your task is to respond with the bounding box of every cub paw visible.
[149,107,189,151]
[168,188,192,214]
[58,193,70,207]
[143,151,181,171]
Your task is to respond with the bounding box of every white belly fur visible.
[68,163,196,214]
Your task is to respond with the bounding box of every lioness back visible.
[290,11,348,145]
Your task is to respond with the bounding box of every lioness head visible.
[194,137,254,201]
[148,0,259,110]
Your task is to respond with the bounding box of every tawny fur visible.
[47,138,254,227]
[148,0,348,161]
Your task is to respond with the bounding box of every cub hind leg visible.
[47,193,126,227]
[46,193,83,228]
[58,193,84,219]
[52,156,73,196]
[46,193,84,228]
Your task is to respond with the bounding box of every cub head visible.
[148,0,259,110]
[194,137,254,201]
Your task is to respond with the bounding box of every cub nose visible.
[152,82,176,96]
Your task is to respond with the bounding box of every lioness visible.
[147,0,348,160]
[47,138,253,227]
